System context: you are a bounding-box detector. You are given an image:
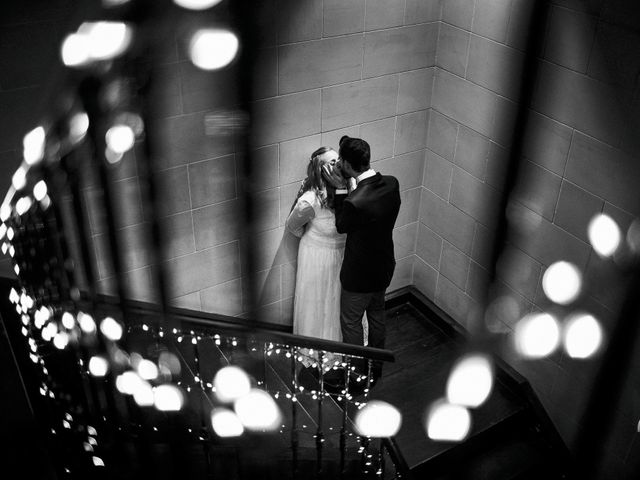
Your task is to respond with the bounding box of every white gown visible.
[291,190,345,343]
[287,190,368,368]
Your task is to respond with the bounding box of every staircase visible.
[2,276,571,480]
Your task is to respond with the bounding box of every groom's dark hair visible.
[339,136,370,173]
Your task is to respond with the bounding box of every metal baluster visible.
[291,346,299,479]
[316,351,325,477]
[193,335,213,479]
[364,359,372,401]
[38,174,97,474]
[377,439,384,478]
[340,357,351,480]
[59,151,105,419]
[360,359,373,477]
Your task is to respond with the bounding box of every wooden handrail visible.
[46,283,397,364]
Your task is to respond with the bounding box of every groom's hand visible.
[322,164,347,190]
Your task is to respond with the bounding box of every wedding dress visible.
[289,190,345,343]
[287,190,368,368]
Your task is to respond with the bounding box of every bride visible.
[285,147,366,367]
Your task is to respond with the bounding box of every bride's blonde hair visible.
[290,147,334,212]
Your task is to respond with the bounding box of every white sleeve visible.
[285,198,315,237]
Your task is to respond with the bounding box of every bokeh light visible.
[588,214,620,258]
[153,384,185,411]
[354,400,402,437]
[78,312,96,333]
[15,197,32,216]
[189,29,239,71]
[33,181,48,201]
[103,0,131,6]
[211,408,244,437]
[34,306,51,328]
[42,322,57,341]
[542,261,582,305]
[137,359,159,380]
[12,166,27,191]
[69,113,89,144]
[61,312,75,329]
[426,400,471,442]
[214,365,251,403]
[53,332,70,350]
[563,313,603,359]
[88,356,109,376]
[158,351,181,377]
[100,316,123,341]
[116,371,143,395]
[0,204,11,222]
[23,126,46,165]
[174,0,223,10]
[234,389,281,431]
[133,381,155,407]
[105,124,135,155]
[61,33,89,66]
[61,22,132,67]
[81,21,132,61]
[514,313,560,358]
[446,354,494,408]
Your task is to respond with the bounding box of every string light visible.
[211,408,244,437]
[563,313,603,359]
[69,113,89,144]
[446,354,494,408]
[213,365,251,403]
[133,382,155,407]
[174,0,223,10]
[61,312,76,329]
[116,371,144,395]
[100,316,123,341]
[426,400,471,442]
[53,332,70,350]
[15,196,33,216]
[12,167,27,191]
[354,401,402,437]
[153,384,185,411]
[105,124,135,155]
[23,126,46,165]
[0,204,11,222]
[234,389,281,431]
[137,359,159,380]
[542,261,582,305]
[61,22,133,67]
[514,313,560,358]
[588,214,621,258]
[188,29,239,71]
[33,181,48,201]
[88,356,109,377]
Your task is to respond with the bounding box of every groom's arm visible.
[334,195,359,234]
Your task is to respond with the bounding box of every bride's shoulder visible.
[299,190,319,205]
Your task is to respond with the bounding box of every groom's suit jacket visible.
[334,173,401,293]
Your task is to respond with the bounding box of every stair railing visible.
[2,274,409,478]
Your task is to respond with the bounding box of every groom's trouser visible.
[340,289,386,375]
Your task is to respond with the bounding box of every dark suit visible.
[334,172,401,354]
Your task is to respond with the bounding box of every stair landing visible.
[370,303,526,470]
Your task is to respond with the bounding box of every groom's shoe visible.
[322,368,346,393]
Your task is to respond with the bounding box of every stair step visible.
[411,408,566,480]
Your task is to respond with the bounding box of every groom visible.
[324,136,401,379]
